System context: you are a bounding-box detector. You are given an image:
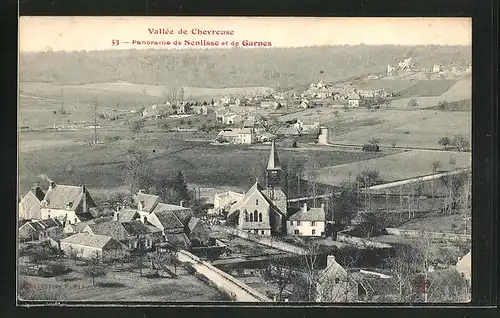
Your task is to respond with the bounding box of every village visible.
[18,51,472,303]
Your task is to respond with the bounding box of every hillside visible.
[20,45,471,89]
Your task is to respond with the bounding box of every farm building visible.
[362,144,380,152]
[217,128,256,144]
[40,182,98,224]
[287,203,326,237]
[347,93,361,108]
[19,218,63,242]
[19,183,45,220]
[60,233,128,261]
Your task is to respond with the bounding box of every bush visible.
[96,282,126,288]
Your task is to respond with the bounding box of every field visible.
[19,258,225,302]
[18,130,387,197]
[397,80,457,98]
[315,150,471,186]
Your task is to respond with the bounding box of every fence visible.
[385,228,471,242]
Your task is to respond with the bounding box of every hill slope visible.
[20,45,471,88]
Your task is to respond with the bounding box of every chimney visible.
[321,203,325,211]
[179,200,185,207]
[302,202,308,213]
[113,211,119,221]
[48,181,56,191]
[139,201,145,210]
[327,255,337,267]
[82,186,87,213]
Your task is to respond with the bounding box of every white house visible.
[222,113,243,125]
[287,202,326,237]
[238,127,256,144]
[40,182,98,224]
[213,191,245,215]
[19,183,46,220]
[347,93,360,108]
[433,64,441,73]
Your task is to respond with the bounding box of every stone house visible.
[60,233,128,262]
[287,203,326,237]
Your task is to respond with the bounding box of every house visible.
[213,191,245,215]
[238,127,256,144]
[147,203,193,249]
[19,218,63,242]
[222,113,243,125]
[40,182,98,224]
[316,255,365,302]
[63,216,113,235]
[226,140,287,236]
[433,64,441,73]
[294,119,320,134]
[187,217,212,246]
[220,96,232,106]
[121,220,164,250]
[287,203,326,237]
[217,129,240,143]
[258,132,277,143]
[19,183,45,220]
[192,105,208,115]
[132,190,162,217]
[60,233,128,262]
[177,102,191,114]
[347,93,360,108]
[299,99,310,109]
[456,250,471,283]
[82,220,130,242]
[275,125,301,137]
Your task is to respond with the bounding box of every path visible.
[177,250,271,302]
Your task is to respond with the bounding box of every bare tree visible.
[385,246,420,302]
[84,264,107,288]
[67,246,79,265]
[452,135,470,152]
[356,211,389,239]
[261,257,295,301]
[298,243,321,301]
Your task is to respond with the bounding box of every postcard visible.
[18,16,471,304]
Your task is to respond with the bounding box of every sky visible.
[19,17,471,52]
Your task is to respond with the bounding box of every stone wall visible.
[385,228,471,242]
[336,231,393,249]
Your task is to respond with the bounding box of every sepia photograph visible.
[17,17,472,304]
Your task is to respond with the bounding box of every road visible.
[177,250,271,302]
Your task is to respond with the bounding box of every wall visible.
[336,231,393,249]
[60,242,102,259]
[216,225,308,255]
[286,220,325,237]
[41,208,78,224]
[178,250,271,302]
[385,228,471,242]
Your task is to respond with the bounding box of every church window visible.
[255,199,259,205]
[250,213,254,222]
[258,213,263,222]
[244,211,249,222]
[253,210,258,222]
[261,231,265,235]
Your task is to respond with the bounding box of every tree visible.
[261,257,295,301]
[106,192,134,212]
[438,136,451,149]
[130,119,145,136]
[67,246,79,265]
[329,182,362,226]
[84,264,107,287]
[355,169,382,188]
[385,245,421,302]
[368,137,380,145]
[356,211,389,238]
[452,135,470,152]
[168,250,181,274]
[437,100,448,111]
[297,243,321,301]
[169,171,190,205]
[123,147,154,195]
[158,119,169,131]
[28,245,49,266]
[132,252,147,277]
[47,262,68,281]
[407,99,418,108]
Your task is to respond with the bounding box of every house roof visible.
[275,125,301,136]
[239,128,255,135]
[456,250,471,276]
[42,185,87,211]
[187,217,201,232]
[242,222,272,230]
[289,205,325,222]
[151,210,185,230]
[61,233,115,249]
[347,93,360,100]
[165,232,191,249]
[19,191,44,219]
[86,221,130,241]
[267,140,281,170]
[30,186,46,201]
[118,209,140,222]
[38,218,62,228]
[121,220,154,235]
[133,192,161,212]
[152,203,193,225]
[229,181,286,217]
[219,129,240,138]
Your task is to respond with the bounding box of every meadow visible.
[18,130,387,197]
[315,150,471,186]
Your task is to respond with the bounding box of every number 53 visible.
[112,40,120,46]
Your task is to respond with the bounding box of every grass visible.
[18,129,386,196]
[397,80,457,98]
[324,109,470,149]
[315,150,471,186]
[424,99,471,112]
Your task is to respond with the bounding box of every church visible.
[226,140,288,236]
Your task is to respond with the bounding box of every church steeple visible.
[266,139,281,189]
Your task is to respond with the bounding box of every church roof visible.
[267,139,281,170]
[228,181,286,217]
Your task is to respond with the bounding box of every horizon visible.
[20,17,471,52]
